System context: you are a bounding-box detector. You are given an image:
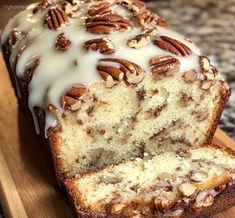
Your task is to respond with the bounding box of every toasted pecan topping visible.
[149,55,180,78]
[152,17,168,27]
[97,58,145,87]
[127,28,157,49]
[22,58,40,84]
[84,37,115,55]
[154,36,191,56]
[63,86,87,108]
[45,7,68,30]
[86,1,132,34]
[55,33,71,52]
[33,0,53,13]
[199,56,218,80]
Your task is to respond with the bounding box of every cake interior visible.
[55,74,223,177]
[67,146,235,216]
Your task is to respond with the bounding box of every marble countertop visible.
[0,0,234,217]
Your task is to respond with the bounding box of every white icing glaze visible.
[1,0,202,136]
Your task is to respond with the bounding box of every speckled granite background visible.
[0,0,234,217]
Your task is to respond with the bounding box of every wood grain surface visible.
[0,53,235,218]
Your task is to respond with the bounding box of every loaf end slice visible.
[65,145,235,218]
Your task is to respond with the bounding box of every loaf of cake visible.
[65,145,235,217]
[1,0,233,217]
[2,0,229,182]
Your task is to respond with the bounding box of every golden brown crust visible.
[204,81,231,146]
[47,125,67,187]
[65,177,235,218]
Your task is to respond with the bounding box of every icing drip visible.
[1,0,202,136]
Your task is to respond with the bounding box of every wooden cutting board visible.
[0,53,235,218]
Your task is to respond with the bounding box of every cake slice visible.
[65,145,235,218]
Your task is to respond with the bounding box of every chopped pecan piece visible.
[117,0,153,25]
[3,29,25,57]
[45,7,68,30]
[154,36,191,56]
[149,55,180,79]
[97,58,145,87]
[62,86,87,108]
[11,29,23,45]
[84,37,115,55]
[111,203,126,215]
[152,16,168,27]
[183,70,197,83]
[33,0,53,13]
[194,191,214,209]
[127,28,157,49]
[117,0,145,14]
[22,58,40,85]
[178,182,197,199]
[155,197,175,213]
[55,33,71,52]
[135,9,154,26]
[195,109,209,121]
[189,171,208,182]
[214,184,226,192]
[199,56,219,80]
[62,0,80,18]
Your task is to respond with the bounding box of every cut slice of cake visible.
[65,145,235,218]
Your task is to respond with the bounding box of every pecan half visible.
[87,1,111,17]
[62,86,87,108]
[111,203,126,215]
[127,28,157,49]
[55,33,71,52]
[97,58,145,87]
[154,36,191,56]
[86,14,132,34]
[45,7,68,30]
[84,37,115,55]
[149,55,180,79]
[86,1,132,34]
